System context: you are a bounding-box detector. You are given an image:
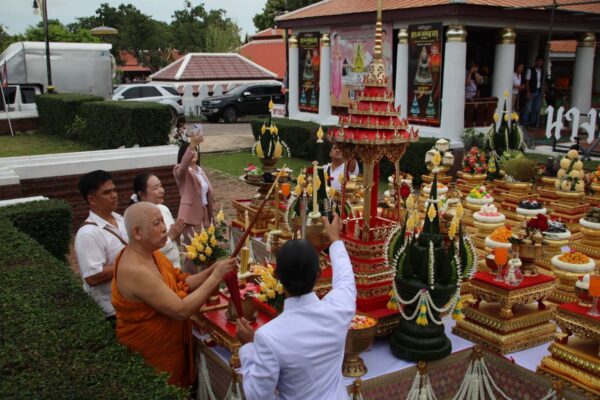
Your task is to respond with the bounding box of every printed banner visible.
[330,24,393,108]
[407,23,443,126]
[298,32,320,113]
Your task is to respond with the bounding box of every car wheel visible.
[207,115,219,123]
[223,107,238,123]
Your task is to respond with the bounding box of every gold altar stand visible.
[537,302,600,398]
[549,200,588,238]
[453,271,556,353]
[538,176,560,203]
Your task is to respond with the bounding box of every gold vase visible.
[291,216,331,252]
[512,243,543,275]
[342,322,377,377]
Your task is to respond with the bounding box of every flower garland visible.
[428,241,435,289]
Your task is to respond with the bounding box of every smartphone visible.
[191,123,203,137]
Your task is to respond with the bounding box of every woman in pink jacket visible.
[173,133,215,273]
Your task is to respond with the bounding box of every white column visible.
[571,32,596,114]
[288,35,299,117]
[492,28,517,117]
[318,33,332,121]
[440,25,467,146]
[395,28,409,118]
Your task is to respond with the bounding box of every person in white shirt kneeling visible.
[237,214,356,400]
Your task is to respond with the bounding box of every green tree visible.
[253,0,321,31]
[0,24,21,53]
[22,20,99,43]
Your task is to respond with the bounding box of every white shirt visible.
[512,73,521,95]
[157,204,181,269]
[525,67,542,90]
[191,166,210,205]
[239,241,356,400]
[75,211,128,317]
[328,162,360,192]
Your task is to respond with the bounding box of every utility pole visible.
[33,0,53,93]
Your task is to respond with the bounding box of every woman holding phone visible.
[173,126,216,273]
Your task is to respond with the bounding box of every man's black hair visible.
[275,240,320,297]
[78,170,113,202]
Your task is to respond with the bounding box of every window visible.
[140,86,161,98]
[162,86,179,96]
[21,87,37,104]
[266,85,282,95]
[248,86,267,95]
[121,87,140,99]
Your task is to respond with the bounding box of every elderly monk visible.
[112,202,236,388]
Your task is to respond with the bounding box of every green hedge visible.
[35,93,104,138]
[0,199,71,260]
[80,101,171,148]
[0,217,187,399]
[251,118,333,160]
[252,118,436,186]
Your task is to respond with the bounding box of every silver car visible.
[112,83,184,120]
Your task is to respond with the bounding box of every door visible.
[241,86,268,115]
[120,86,141,101]
[139,86,163,103]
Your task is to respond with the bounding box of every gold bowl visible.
[226,297,257,323]
[342,316,378,377]
[291,216,331,252]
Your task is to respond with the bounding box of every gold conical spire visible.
[373,0,383,60]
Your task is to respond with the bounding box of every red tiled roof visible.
[119,50,140,66]
[239,39,286,79]
[277,0,600,21]
[118,65,151,72]
[151,53,277,81]
[550,40,577,53]
[252,28,285,40]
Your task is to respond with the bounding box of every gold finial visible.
[373,0,383,60]
[499,27,516,44]
[321,33,330,47]
[446,25,467,42]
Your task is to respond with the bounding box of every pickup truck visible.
[1,84,43,115]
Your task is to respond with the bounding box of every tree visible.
[253,0,322,31]
[0,24,20,53]
[22,20,99,43]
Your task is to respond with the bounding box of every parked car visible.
[201,83,283,123]
[1,84,43,113]
[112,83,184,119]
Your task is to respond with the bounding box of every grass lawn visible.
[202,151,312,177]
[0,132,97,158]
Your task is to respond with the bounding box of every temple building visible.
[275,0,600,147]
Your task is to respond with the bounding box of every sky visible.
[1,0,266,37]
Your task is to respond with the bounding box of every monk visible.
[112,202,237,388]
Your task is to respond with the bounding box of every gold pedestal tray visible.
[538,341,600,398]
[549,269,590,304]
[232,199,274,237]
[536,303,600,398]
[572,243,600,267]
[453,302,556,354]
[473,219,506,238]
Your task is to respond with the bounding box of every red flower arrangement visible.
[527,214,549,232]
[399,182,411,199]
[462,146,487,174]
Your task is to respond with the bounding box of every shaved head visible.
[124,202,159,239]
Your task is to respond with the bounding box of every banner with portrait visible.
[298,32,320,113]
[329,24,393,108]
[407,23,443,126]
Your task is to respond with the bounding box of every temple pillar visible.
[288,35,299,116]
[571,33,596,114]
[492,28,517,116]
[319,33,332,121]
[440,25,467,146]
[394,28,409,118]
[594,44,600,94]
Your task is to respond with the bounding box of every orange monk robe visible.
[112,249,195,388]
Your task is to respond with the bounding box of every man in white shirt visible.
[75,170,128,319]
[523,56,544,128]
[328,143,359,192]
[236,215,356,400]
